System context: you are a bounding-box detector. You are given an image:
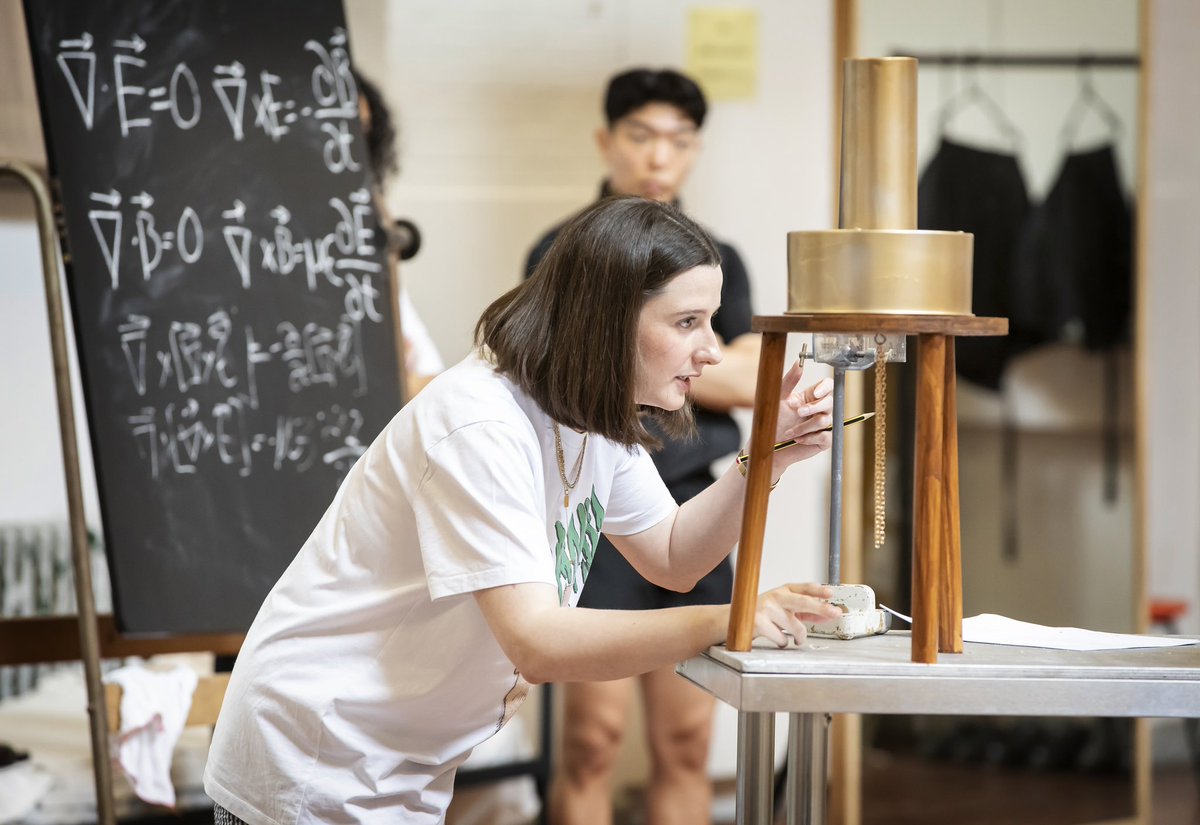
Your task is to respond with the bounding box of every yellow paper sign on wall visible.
[686,7,759,102]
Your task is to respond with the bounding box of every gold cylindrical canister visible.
[789,56,974,315]
[788,229,974,315]
[839,57,917,231]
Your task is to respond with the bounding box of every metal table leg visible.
[737,710,776,825]
[786,712,830,825]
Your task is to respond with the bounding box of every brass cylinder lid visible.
[788,56,975,315]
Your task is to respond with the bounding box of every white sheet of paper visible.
[879,607,1198,651]
[962,613,1197,651]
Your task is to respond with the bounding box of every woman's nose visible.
[698,336,722,366]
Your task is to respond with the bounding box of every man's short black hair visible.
[603,68,707,129]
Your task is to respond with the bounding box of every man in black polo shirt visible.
[526,68,758,825]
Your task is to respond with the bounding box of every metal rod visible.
[1,159,117,825]
[890,51,1140,68]
[786,716,801,825]
[827,367,846,585]
[736,711,775,825]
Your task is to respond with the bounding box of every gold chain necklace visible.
[553,422,588,508]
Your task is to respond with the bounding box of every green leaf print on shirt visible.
[554,485,605,605]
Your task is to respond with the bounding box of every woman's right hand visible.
[753,583,842,647]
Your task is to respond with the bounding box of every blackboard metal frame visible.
[0,158,241,825]
[1,156,248,824]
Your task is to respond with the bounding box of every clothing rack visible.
[891,51,1139,68]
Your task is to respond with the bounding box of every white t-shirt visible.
[203,352,675,824]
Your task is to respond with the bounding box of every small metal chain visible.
[873,339,888,549]
[553,422,588,508]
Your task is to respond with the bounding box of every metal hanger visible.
[936,56,1023,152]
[1058,57,1124,150]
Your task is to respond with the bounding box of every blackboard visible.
[23,0,404,635]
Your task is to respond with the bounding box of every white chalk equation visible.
[117,301,374,479]
[118,308,370,406]
[55,27,361,173]
[86,188,383,320]
[128,399,367,479]
[42,17,401,487]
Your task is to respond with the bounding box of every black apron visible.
[918,138,1033,389]
[1011,143,1132,351]
[1011,143,1133,505]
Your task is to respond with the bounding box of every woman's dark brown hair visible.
[476,196,721,448]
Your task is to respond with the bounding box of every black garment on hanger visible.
[1011,144,1133,505]
[1010,144,1132,351]
[918,138,1032,389]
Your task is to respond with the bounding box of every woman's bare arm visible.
[473,580,838,684]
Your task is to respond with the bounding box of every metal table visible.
[678,631,1200,824]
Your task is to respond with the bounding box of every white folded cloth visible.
[0,760,54,824]
[105,664,198,807]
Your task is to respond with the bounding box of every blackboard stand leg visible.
[1,159,118,825]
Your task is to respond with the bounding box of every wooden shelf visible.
[0,615,243,666]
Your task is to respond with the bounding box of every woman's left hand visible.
[770,359,833,469]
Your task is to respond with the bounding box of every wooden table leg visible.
[727,332,787,651]
[912,333,946,664]
[939,338,964,653]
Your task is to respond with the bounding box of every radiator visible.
[0,522,113,700]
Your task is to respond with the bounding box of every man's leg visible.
[641,664,718,825]
[549,677,636,825]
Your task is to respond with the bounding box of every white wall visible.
[0,190,101,529]
[0,191,74,523]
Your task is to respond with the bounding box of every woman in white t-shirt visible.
[204,196,841,824]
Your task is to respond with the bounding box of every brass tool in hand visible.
[735,411,876,469]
